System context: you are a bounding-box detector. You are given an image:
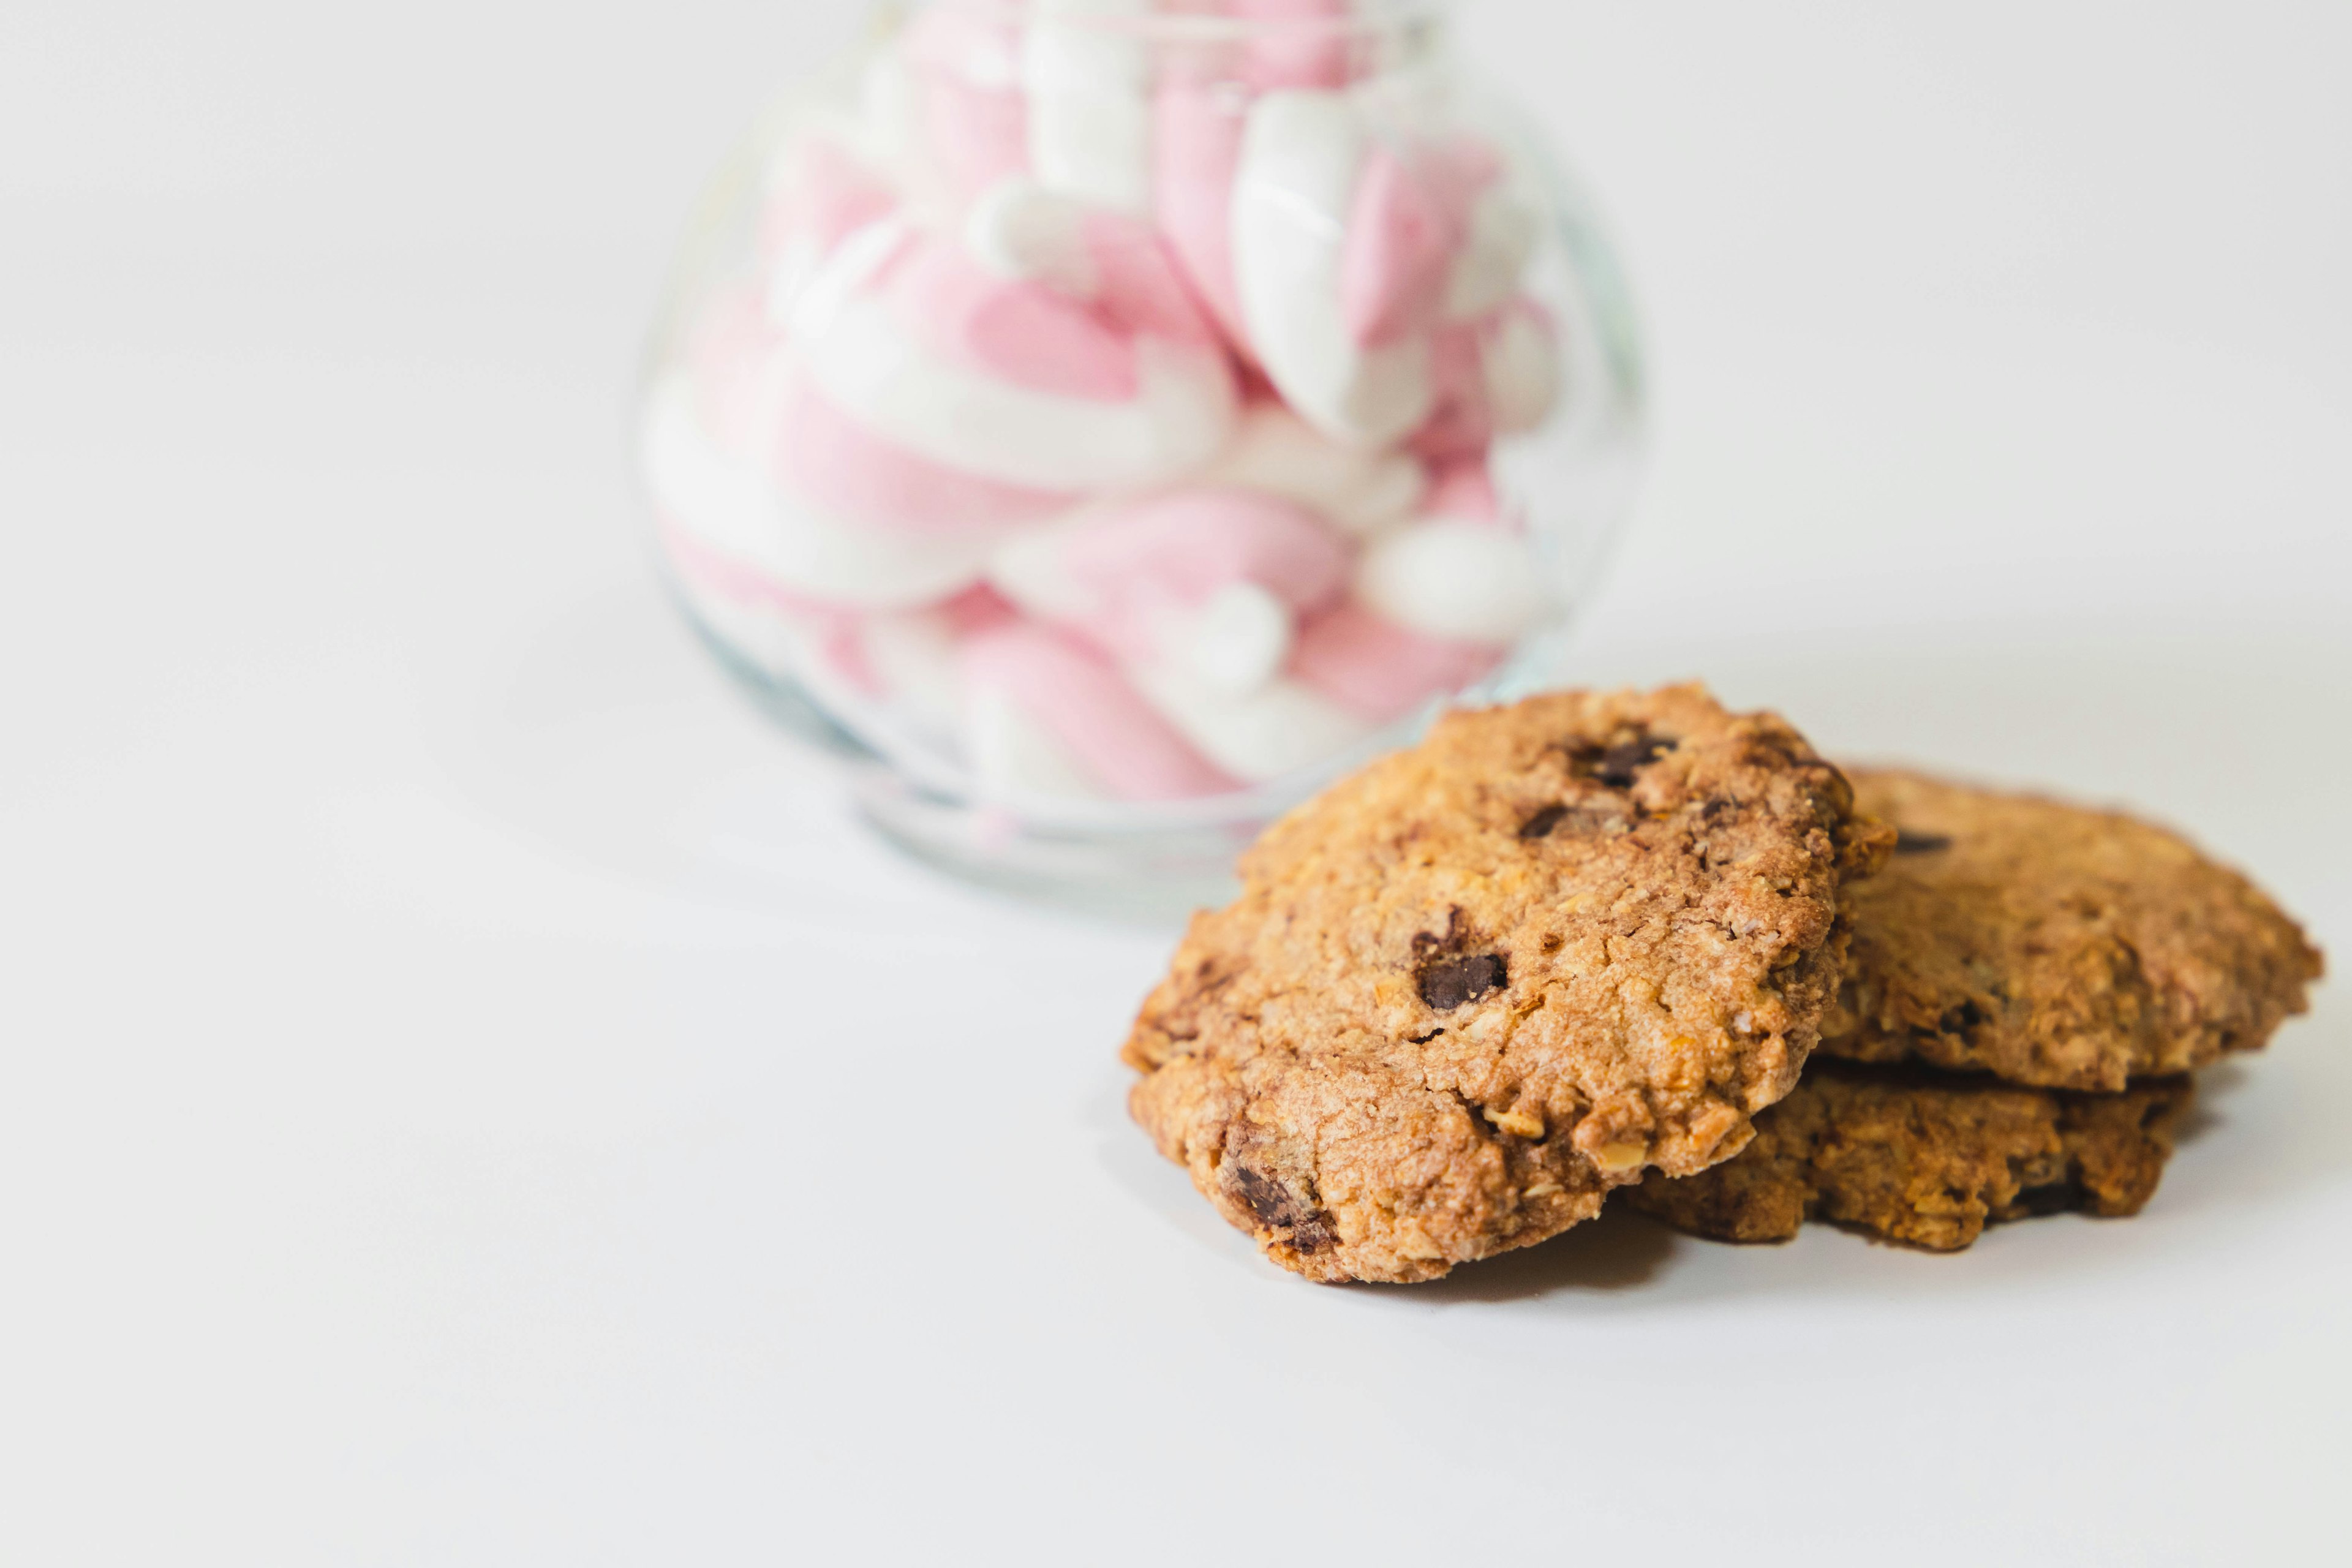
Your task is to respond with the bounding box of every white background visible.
[4,2,2349,1562]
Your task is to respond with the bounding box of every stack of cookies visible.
[1120,686,2323,1283]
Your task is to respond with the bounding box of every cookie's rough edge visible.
[1627,1059,2195,1252]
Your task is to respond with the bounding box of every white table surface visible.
[6,2,2348,1561]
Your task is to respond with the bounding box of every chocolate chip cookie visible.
[1629,1060,2192,1251]
[1123,685,1891,1283]
[1822,771,2323,1091]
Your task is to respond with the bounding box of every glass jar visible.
[639,0,1643,913]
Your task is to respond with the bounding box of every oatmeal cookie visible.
[1822,771,2323,1091]
[1123,685,1891,1283]
[1629,1060,2192,1251]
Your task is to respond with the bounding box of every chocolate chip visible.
[1227,1166,1306,1229]
[1939,998,1987,1036]
[1407,1028,1446,1045]
[1595,734,1675,789]
[1289,1216,1336,1254]
[1894,829,1954,856]
[1419,953,1507,1011]
[1411,907,1468,956]
[1519,804,1570,840]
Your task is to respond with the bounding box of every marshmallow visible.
[644,375,1020,611]
[1355,520,1548,645]
[985,480,1378,785]
[1188,400,1426,535]
[756,136,900,328]
[1229,0,1362,92]
[1419,451,1506,524]
[1228,90,1555,448]
[1153,77,1250,345]
[1271,445,1547,723]
[1126,660,1379,783]
[1287,599,1506,723]
[961,623,1240,801]
[684,280,788,459]
[891,6,1031,209]
[1024,0,1157,214]
[1413,298,1564,459]
[1152,0,1361,344]
[988,486,1354,695]
[1231,91,1432,445]
[851,584,1023,739]
[792,214,1239,494]
[1188,581,1296,694]
[647,1,1584,805]
[770,370,1077,538]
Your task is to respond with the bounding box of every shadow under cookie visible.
[1627,1060,2193,1253]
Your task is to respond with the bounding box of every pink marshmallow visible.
[758,137,898,276]
[1420,453,1507,526]
[1153,80,1251,347]
[1231,0,1360,91]
[893,239,1147,401]
[936,581,1023,639]
[1150,2,1370,356]
[1066,489,1351,618]
[772,373,1079,535]
[1287,600,1505,723]
[1412,298,1563,461]
[1077,209,1227,348]
[962,624,1242,801]
[899,8,1031,208]
[1000,488,1354,668]
[1340,140,1501,348]
[794,219,1238,494]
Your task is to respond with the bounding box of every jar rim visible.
[920,1,1452,40]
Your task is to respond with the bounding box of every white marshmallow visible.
[1023,0,1156,215]
[1231,91,1434,447]
[1190,403,1427,536]
[965,179,1098,294]
[1186,581,1297,696]
[791,222,1238,495]
[1128,662,1376,784]
[1354,519,1550,645]
[641,377,1000,610]
[967,684,1113,801]
[983,510,1099,627]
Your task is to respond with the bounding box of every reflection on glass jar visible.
[639,0,1644,910]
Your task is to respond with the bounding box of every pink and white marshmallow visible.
[989,486,1354,696]
[1284,457,1549,723]
[1222,91,1560,447]
[1188,399,1427,536]
[755,135,900,328]
[987,483,1387,783]
[791,208,1238,495]
[961,622,1240,801]
[1023,0,1158,214]
[644,371,1032,613]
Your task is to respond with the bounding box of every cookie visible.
[1822,770,2324,1091]
[1123,685,1891,1283]
[1629,1060,2193,1251]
